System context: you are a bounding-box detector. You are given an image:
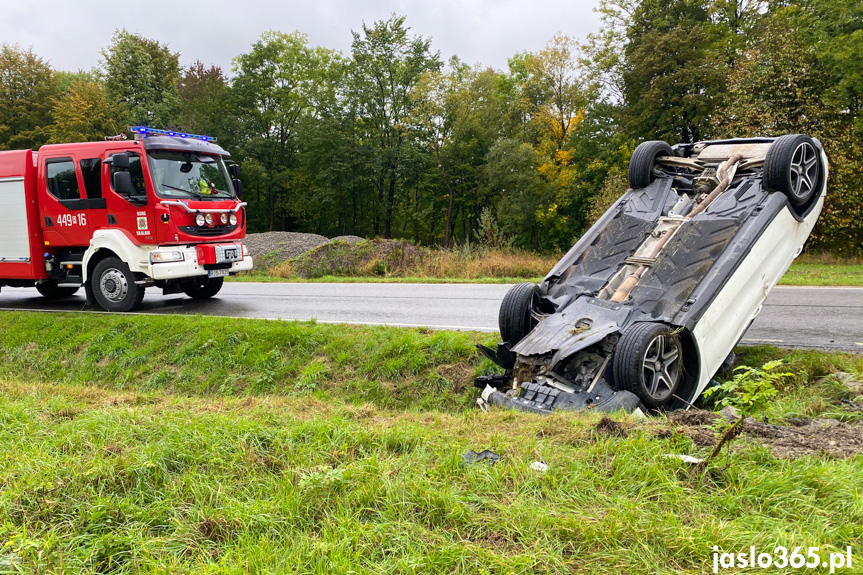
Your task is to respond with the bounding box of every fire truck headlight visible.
[205,213,214,226]
[150,250,184,264]
[195,213,206,227]
[220,213,229,224]
[229,213,238,226]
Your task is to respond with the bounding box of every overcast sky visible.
[1,0,603,75]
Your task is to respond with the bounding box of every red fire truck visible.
[0,127,252,312]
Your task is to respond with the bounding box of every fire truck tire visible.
[36,282,79,299]
[91,257,145,312]
[181,276,224,299]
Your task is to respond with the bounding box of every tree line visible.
[1,0,860,254]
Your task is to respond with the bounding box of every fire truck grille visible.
[178,225,239,237]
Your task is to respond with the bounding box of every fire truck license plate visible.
[208,268,230,278]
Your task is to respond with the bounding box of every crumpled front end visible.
[475,297,645,414]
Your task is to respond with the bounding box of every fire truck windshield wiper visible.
[160,183,203,200]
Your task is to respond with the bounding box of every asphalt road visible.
[1,283,862,351]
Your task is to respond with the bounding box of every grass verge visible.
[229,274,546,285]
[239,240,863,286]
[1,312,862,573]
[0,311,494,412]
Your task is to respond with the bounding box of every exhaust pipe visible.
[610,154,741,303]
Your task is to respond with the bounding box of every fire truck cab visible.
[0,127,252,311]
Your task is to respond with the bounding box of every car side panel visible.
[691,191,826,400]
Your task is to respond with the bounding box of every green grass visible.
[778,263,863,286]
[0,312,493,411]
[1,312,862,573]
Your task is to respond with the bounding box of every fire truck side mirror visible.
[106,152,130,170]
[228,163,240,179]
[113,171,134,196]
[233,179,242,198]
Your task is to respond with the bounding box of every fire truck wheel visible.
[91,257,145,312]
[36,281,79,300]
[181,276,224,299]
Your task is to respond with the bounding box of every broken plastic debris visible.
[631,407,647,419]
[663,454,704,464]
[462,449,500,466]
[529,460,549,472]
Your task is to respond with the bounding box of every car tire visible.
[181,276,224,299]
[628,141,673,189]
[499,283,539,346]
[91,257,145,312]
[35,281,79,300]
[613,322,683,409]
[764,134,823,210]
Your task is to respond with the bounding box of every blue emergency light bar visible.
[129,126,217,142]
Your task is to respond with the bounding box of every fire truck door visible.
[104,151,155,244]
[38,156,93,248]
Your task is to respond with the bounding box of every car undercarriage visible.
[476,135,828,414]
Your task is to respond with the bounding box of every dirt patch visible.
[669,410,719,426]
[198,517,237,543]
[103,442,125,457]
[666,410,863,458]
[739,419,863,458]
[594,416,628,438]
[436,363,475,392]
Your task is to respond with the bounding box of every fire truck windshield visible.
[147,151,236,200]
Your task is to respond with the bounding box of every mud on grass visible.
[666,410,863,459]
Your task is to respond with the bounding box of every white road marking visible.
[741,338,785,343]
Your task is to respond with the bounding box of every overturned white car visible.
[477,134,828,413]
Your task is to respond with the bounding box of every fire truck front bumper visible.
[146,243,253,281]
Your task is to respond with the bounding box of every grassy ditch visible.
[0,312,492,412]
[1,312,862,573]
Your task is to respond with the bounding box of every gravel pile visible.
[243,232,331,269]
[331,235,364,244]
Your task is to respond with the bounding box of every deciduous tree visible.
[0,44,57,150]
[349,15,442,238]
[101,30,180,127]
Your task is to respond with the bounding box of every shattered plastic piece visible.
[663,454,705,464]
[631,407,647,419]
[462,449,500,466]
[529,460,549,472]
